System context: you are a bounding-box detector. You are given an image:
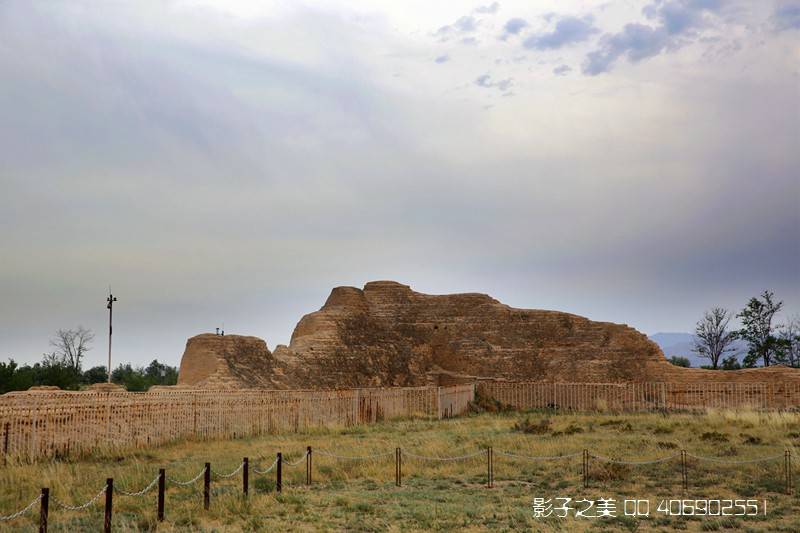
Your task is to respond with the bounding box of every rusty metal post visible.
[39,488,49,533]
[157,469,165,521]
[243,458,249,497]
[104,479,113,533]
[203,463,210,510]
[306,447,312,485]
[276,453,282,493]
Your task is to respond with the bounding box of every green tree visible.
[668,356,691,368]
[110,360,178,391]
[111,364,148,391]
[721,354,742,370]
[35,353,81,389]
[737,291,783,367]
[82,366,109,384]
[0,359,20,394]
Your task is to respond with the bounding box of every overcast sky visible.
[1,0,798,369]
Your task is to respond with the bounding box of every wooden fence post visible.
[486,447,493,488]
[681,450,688,491]
[157,468,165,521]
[203,463,210,510]
[104,479,113,533]
[3,422,9,466]
[582,450,588,489]
[395,448,402,486]
[786,450,793,495]
[243,457,249,497]
[276,453,282,493]
[39,488,48,533]
[306,447,312,485]
[486,447,490,488]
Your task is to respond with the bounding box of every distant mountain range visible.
[648,332,749,368]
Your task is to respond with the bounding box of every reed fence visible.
[3,380,799,465]
[477,381,800,412]
[0,385,475,463]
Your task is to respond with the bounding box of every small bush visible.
[700,431,728,443]
[254,477,276,493]
[590,461,630,482]
[669,356,691,368]
[740,433,762,445]
[513,417,551,434]
[469,389,513,413]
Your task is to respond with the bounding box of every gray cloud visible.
[643,0,721,35]
[434,54,450,63]
[474,2,500,14]
[502,17,528,36]
[584,0,723,74]
[436,15,478,40]
[584,24,669,75]
[474,73,513,90]
[524,15,599,50]
[773,2,800,31]
[553,64,572,75]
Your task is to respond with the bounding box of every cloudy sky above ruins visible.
[1,0,798,368]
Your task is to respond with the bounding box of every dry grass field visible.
[1,409,799,532]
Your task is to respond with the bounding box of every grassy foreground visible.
[1,409,799,532]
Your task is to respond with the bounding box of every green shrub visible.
[512,417,551,434]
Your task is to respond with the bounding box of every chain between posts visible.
[685,452,785,464]
[282,452,309,467]
[51,483,108,511]
[115,475,160,497]
[402,449,486,461]
[253,457,279,475]
[588,451,681,465]
[212,461,244,479]
[168,467,207,486]
[1,446,795,524]
[315,450,395,460]
[0,494,42,521]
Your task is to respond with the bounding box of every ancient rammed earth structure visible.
[177,281,800,389]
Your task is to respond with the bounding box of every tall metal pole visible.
[106,292,117,383]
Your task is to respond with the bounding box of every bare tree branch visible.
[693,307,737,369]
[49,326,94,372]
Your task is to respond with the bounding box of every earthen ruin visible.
[177,281,800,389]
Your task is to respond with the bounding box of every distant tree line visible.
[0,327,178,394]
[668,291,799,370]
